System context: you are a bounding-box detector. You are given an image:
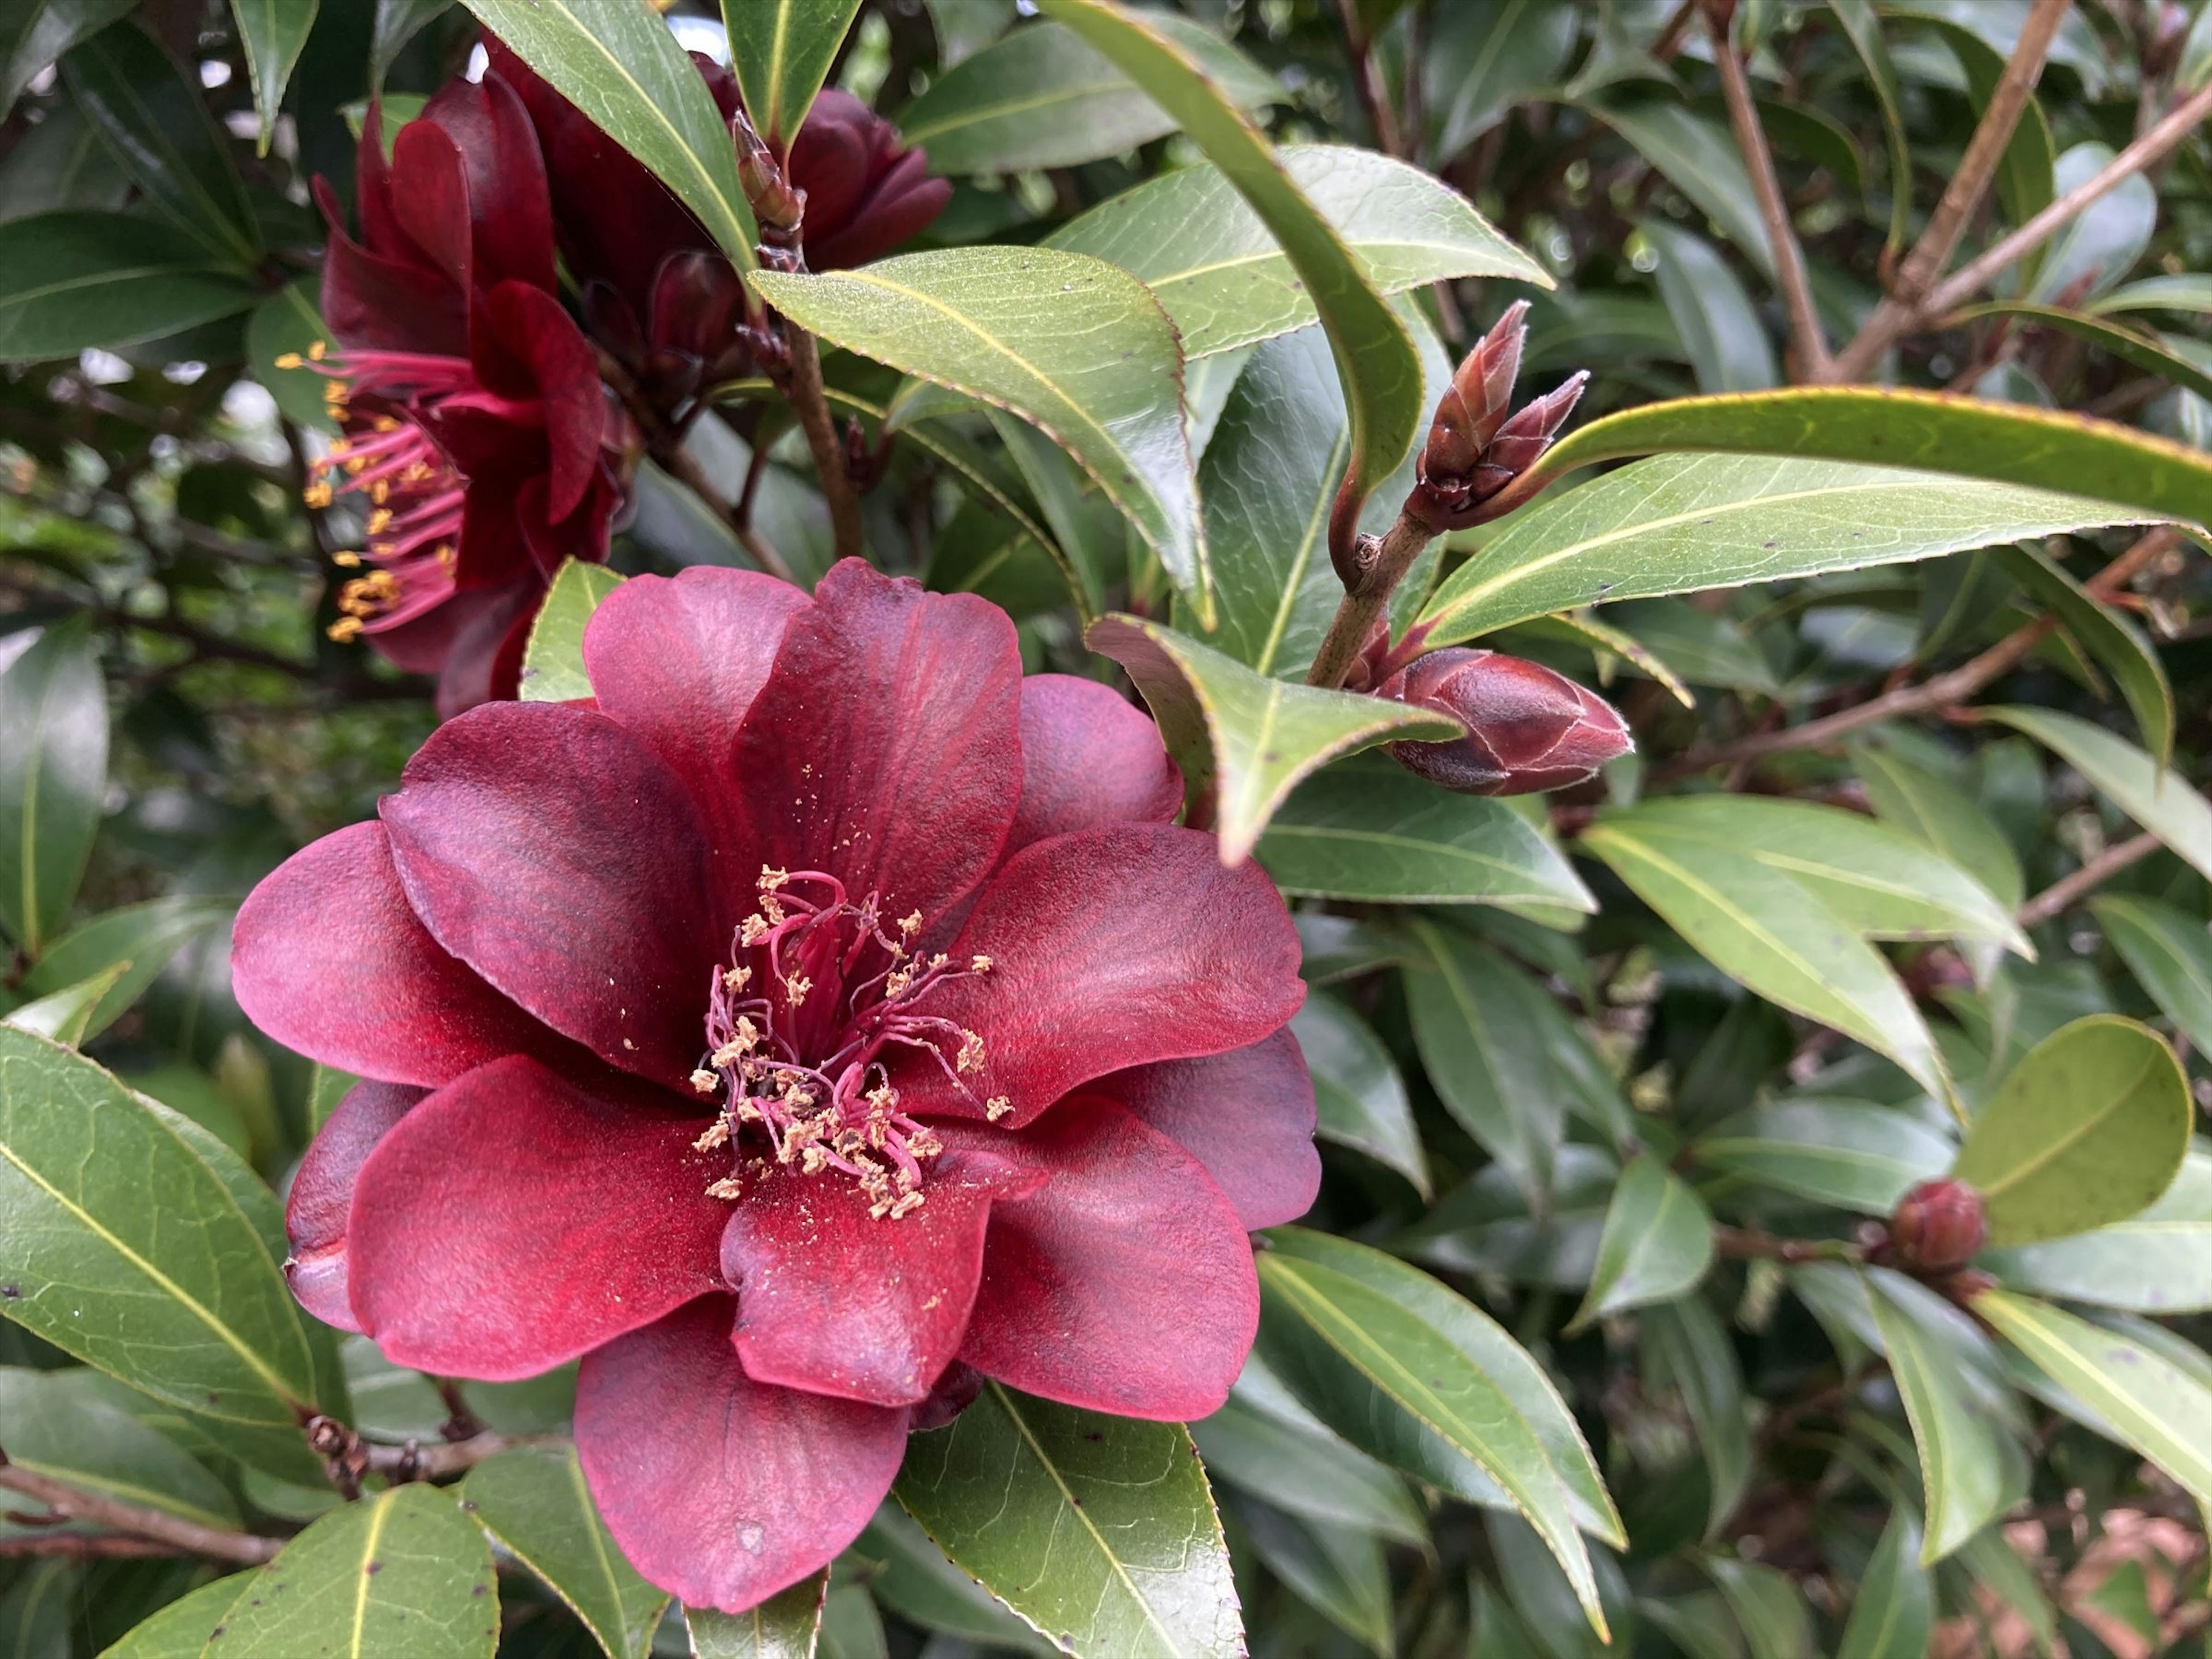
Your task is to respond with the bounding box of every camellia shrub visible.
[1,0,2210,1654]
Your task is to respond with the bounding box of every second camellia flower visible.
[233,562,1317,1612]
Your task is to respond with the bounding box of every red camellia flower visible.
[304,73,630,715]
[234,561,1315,1610]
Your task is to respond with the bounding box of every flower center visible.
[687,866,1006,1220]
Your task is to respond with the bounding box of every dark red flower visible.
[1380,647,1633,794]
[235,561,1315,1611]
[305,75,629,717]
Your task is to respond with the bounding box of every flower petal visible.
[387,119,474,300]
[284,1080,425,1333]
[719,1149,1045,1407]
[379,701,722,1086]
[898,821,1305,1126]
[346,1056,728,1380]
[576,1296,908,1613]
[234,820,575,1088]
[727,558,1021,927]
[1005,673,1181,860]
[957,1100,1257,1420]
[1092,1029,1319,1230]
[583,568,808,866]
[471,281,604,520]
[420,71,556,297]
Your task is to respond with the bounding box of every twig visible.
[1714,1224,1860,1264]
[1705,1,1831,380]
[0,1533,204,1559]
[775,328,865,565]
[1334,0,1403,157]
[2018,831,2161,926]
[1305,512,1435,688]
[0,1456,279,1565]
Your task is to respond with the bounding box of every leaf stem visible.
[1305,512,1436,689]
[0,1452,280,1565]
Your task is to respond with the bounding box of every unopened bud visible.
[734,107,805,234]
[1422,300,1528,482]
[1472,370,1589,501]
[1885,1179,1986,1274]
[1378,647,1632,795]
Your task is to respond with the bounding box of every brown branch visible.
[358,1429,557,1482]
[2018,831,2162,926]
[1714,1224,1860,1264]
[1306,512,1435,689]
[0,1532,211,1559]
[0,1457,279,1565]
[1333,0,1403,157]
[1706,2,1831,381]
[775,328,865,565]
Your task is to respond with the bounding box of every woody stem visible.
[776,326,865,564]
[1306,512,1437,690]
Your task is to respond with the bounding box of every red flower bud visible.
[733,106,805,236]
[1885,1179,1987,1273]
[1471,370,1588,501]
[1378,648,1633,795]
[1421,300,1528,483]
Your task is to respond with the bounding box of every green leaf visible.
[0,1365,241,1535]
[1084,613,1458,862]
[230,0,319,150]
[1695,1098,1953,1215]
[1230,1498,1392,1658]
[893,14,1280,173]
[1416,452,2171,648]
[0,616,105,956]
[1640,219,1777,394]
[518,558,625,703]
[2092,272,2212,316]
[1,0,134,118]
[1955,302,2212,406]
[0,100,129,222]
[18,896,234,1045]
[1983,706,2212,882]
[1256,1228,1620,1631]
[1497,387,2212,532]
[245,278,337,433]
[1825,0,1910,251]
[1580,93,1771,275]
[1950,1014,2190,1248]
[1835,1506,1933,1659]
[1866,1272,2015,1563]
[1566,1154,1715,1332]
[1291,991,1430,1199]
[1578,817,1949,1101]
[851,1503,1050,1653]
[894,1381,1241,1659]
[97,1571,252,1658]
[1399,1146,1618,1291]
[1912,13,2055,249]
[2089,895,2212,1054]
[1850,742,2024,912]
[766,249,1205,612]
[201,1483,501,1658]
[1973,1287,2212,1506]
[463,1444,668,1659]
[460,0,757,266]
[726,0,862,149]
[1423,0,1576,157]
[372,0,451,87]
[1642,1297,1750,1536]
[1707,1559,1812,1659]
[1257,763,1592,910]
[0,1026,327,1430]
[4,960,127,1045]
[1981,1147,2212,1314]
[63,22,258,263]
[685,1574,825,1658]
[1193,1387,1427,1546]
[1991,543,2173,765]
[1047,144,1545,361]
[1035,0,1425,529]
[0,209,258,361]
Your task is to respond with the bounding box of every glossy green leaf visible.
[372,0,450,86]
[1984,706,2212,882]
[1850,743,2024,913]
[895,13,1279,172]
[852,1503,1050,1653]
[1566,1154,1715,1332]
[1955,302,2212,405]
[1951,1015,2190,1248]
[1416,452,2171,648]
[245,278,337,434]
[17,896,233,1045]
[1,0,133,116]
[1641,219,1777,393]
[1047,144,1545,361]
[230,0,318,149]
[2092,272,2212,316]
[1981,1147,2212,1314]
[1398,1146,1618,1291]
[519,558,625,703]
[62,22,257,262]
[1836,1506,1933,1659]
[1581,93,1770,275]
[4,959,127,1045]
[2090,895,2212,1054]
[1991,543,2173,765]
[0,209,258,361]
[204,1483,500,1658]
[767,249,1205,611]
[1973,1287,2212,1506]
[460,0,758,266]
[97,1571,252,1658]
[1707,1559,1812,1659]
[1036,0,1425,524]
[1232,1499,1391,1658]
[1642,1297,1750,1536]
[1256,1228,1620,1626]
[0,1027,325,1430]
[1084,613,1458,863]
[1498,387,2212,532]
[0,616,104,955]
[726,0,863,149]
[684,1573,825,1658]
[1194,1387,1426,1546]
[895,1382,1241,1659]
[1826,0,1910,250]
[1257,763,1592,910]
[1579,818,1949,1100]
[1866,1272,2014,1562]
[1696,1099,1952,1215]
[463,1444,668,1659]
[2031,143,2153,306]
[1291,991,1429,1199]
[1423,0,1575,157]
[0,1365,240,1535]
[0,100,129,222]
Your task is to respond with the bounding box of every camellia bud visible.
[733,107,805,236]
[1378,648,1633,795]
[1421,299,1528,483]
[1470,370,1589,501]
[1885,1179,1987,1274]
